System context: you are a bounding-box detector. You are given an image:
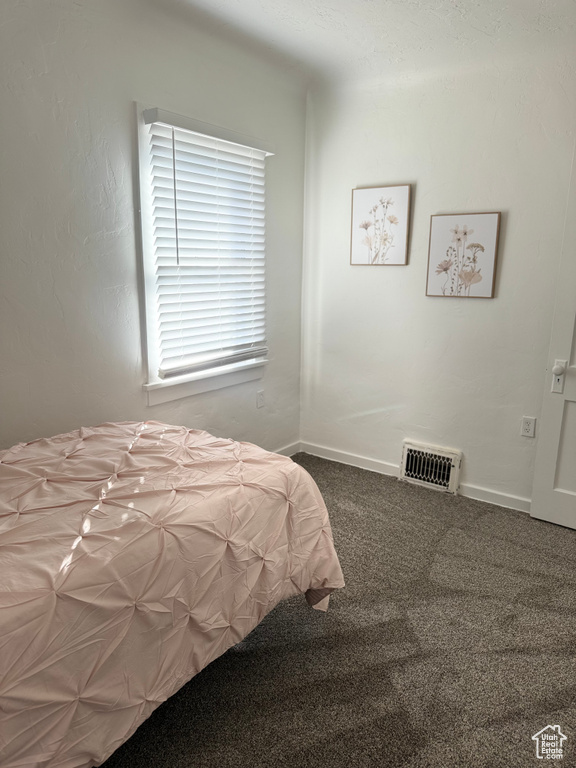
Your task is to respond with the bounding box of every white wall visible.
[0,0,307,451]
[301,52,576,508]
[3,0,575,510]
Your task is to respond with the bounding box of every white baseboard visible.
[458,483,531,513]
[273,441,302,457]
[298,441,399,477]
[291,441,531,514]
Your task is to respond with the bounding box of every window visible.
[137,107,273,401]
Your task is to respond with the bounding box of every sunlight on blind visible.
[146,120,269,379]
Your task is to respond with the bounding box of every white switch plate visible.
[256,390,265,408]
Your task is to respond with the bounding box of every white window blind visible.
[142,113,270,380]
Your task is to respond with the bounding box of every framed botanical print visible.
[350,184,411,265]
[426,212,501,298]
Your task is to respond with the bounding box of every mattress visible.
[0,421,344,768]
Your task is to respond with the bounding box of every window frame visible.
[136,105,273,404]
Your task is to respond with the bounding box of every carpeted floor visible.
[101,454,576,768]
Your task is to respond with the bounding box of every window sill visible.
[144,359,267,406]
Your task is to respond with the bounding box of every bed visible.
[0,421,344,768]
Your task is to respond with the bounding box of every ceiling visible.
[173,0,576,84]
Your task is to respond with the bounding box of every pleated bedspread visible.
[0,421,344,768]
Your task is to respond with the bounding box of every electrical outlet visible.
[256,390,265,409]
[521,417,536,438]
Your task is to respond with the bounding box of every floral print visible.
[438,225,484,296]
[360,197,398,264]
[427,213,500,298]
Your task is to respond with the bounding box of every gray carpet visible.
[101,454,576,768]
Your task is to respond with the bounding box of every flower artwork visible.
[350,185,411,265]
[426,212,501,298]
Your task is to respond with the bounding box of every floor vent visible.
[400,441,462,494]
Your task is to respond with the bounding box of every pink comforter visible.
[0,422,344,768]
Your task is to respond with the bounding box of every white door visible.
[531,146,576,528]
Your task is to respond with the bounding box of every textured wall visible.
[301,52,576,507]
[0,0,307,450]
